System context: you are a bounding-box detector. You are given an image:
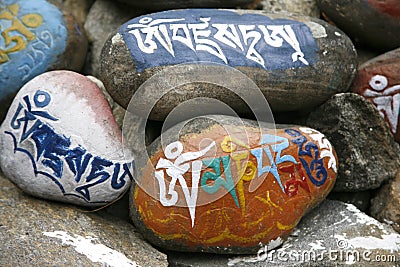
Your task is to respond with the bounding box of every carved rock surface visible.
[317,0,400,51]
[0,0,88,121]
[130,115,337,254]
[306,93,400,192]
[352,48,400,142]
[100,9,357,121]
[0,71,134,207]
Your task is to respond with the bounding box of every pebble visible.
[306,93,400,192]
[261,0,320,17]
[83,0,143,76]
[352,48,400,142]
[100,9,357,121]
[0,172,168,267]
[168,200,400,267]
[317,0,400,51]
[0,71,134,207]
[113,0,256,10]
[371,170,400,233]
[0,0,88,121]
[130,115,338,254]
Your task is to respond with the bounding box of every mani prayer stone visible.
[0,71,134,208]
[352,48,400,142]
[130,115,338,254]
[317,0,400,51]
[0,0,88,120]
[113,0,256,11]
[100,9,357,121]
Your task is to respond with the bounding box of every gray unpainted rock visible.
[306,93,400,192]
[168,200,400,266]
[328,190,371,212]
[0,171,168,267]
[371,170,400,233]
[84,0,144,76]
[52,0,94,25]
[261,0,320,17]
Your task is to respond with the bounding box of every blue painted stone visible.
[101,9,357,120]
[118,9,319,73]
[0,0,88,121]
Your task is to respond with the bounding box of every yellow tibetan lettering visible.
[0,4,43,64]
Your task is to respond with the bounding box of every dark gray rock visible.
[168,200,400,267]
[0,171,168,267]
[83,0,143,76]
[371,170,400,233]
[113,0,256,10]
[306,93,400,192]
[328,190,371,212]
[317,0,400,51]
[100,9,357,121]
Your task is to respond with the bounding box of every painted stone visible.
[306,93,400,192]
[317,0,400,51]
[352,48,400,142]
[113,0,255,10]
[100,9,357,121]
[0,0,88,120]
[130,115,338,254]
[0,71,134,207]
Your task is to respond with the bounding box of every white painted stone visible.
[0,70,134,207]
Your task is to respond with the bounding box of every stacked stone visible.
[0,0,400,266]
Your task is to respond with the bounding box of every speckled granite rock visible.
[168,200,400,266]
[83,0,143,76]
[261,0,320,17]
[306,93,400,192]
[0,171,168,267]
[371,170,400,233]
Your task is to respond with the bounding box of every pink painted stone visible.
[352,48,400,142]
[0,70,134,207]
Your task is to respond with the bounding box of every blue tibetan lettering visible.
[119,9,319,72]
[285,129,327,186]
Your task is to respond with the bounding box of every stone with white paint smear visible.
[168,200,400,266]
[100,9,357,121]
[0,70,134,207]
[0,171,167,267]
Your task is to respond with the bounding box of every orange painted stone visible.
[130,116,338,254]
[352,48,400,142]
